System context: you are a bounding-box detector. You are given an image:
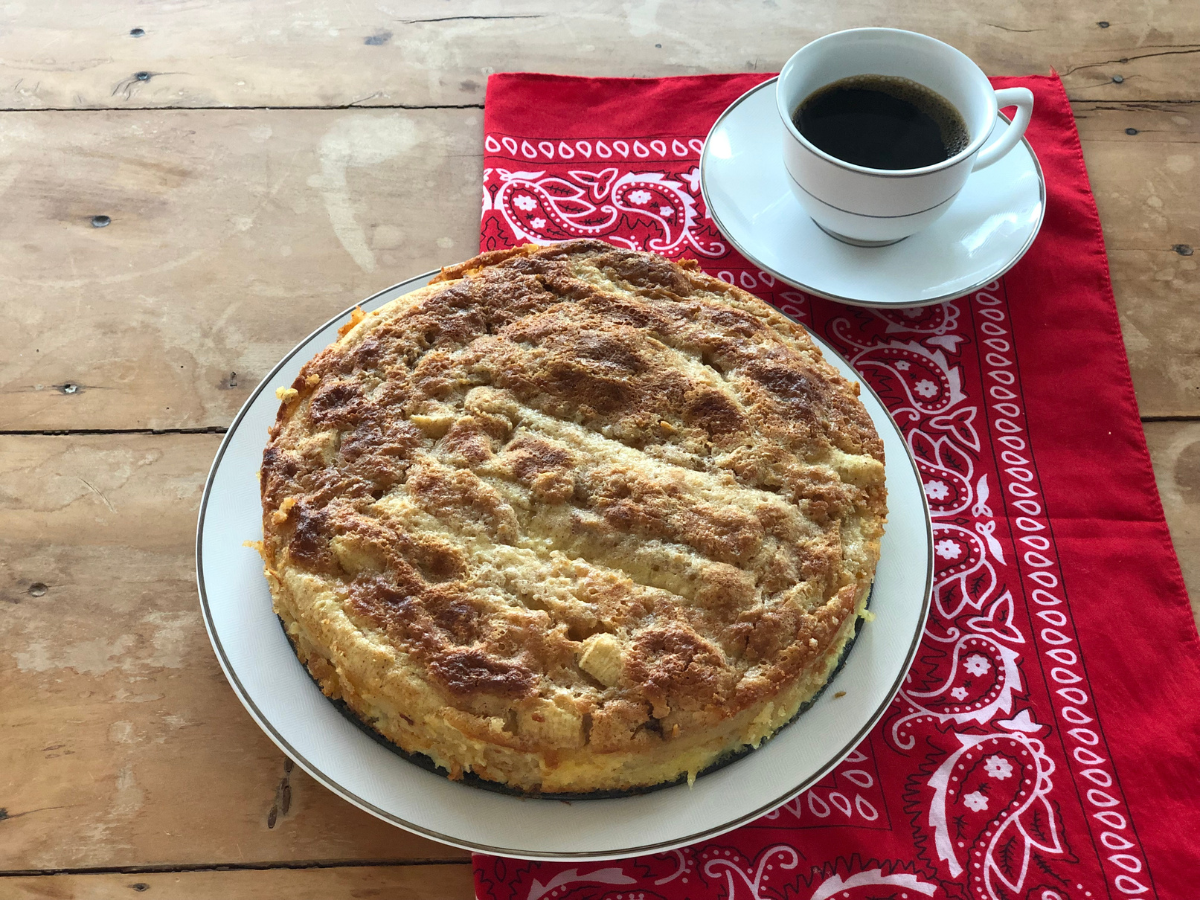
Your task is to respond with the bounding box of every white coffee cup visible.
[776,28,1033,246]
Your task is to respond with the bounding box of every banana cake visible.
[258,240,886,794]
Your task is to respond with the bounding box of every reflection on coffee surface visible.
[793,75,969,170]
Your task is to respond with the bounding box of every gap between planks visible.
[0,858,472,879]
[0,427,228,436]
[0,98,1195,114]
[0,104,486,113]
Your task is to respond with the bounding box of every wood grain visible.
[1073,100,1200,144]
[0,108,482,432]
[0,104,1195,433]
[0,434,469,870]
[1145,421,1200,624]
[0,864,474,899]
[0,1,1196,110]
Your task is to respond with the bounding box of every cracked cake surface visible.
[258,240,886,793]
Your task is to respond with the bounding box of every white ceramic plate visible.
[701,78,1045,308]
[196,271,933,860]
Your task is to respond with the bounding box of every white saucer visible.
[700,78,1045,308]
[196,272,932,859]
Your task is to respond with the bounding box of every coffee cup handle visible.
[972,88,1034,171]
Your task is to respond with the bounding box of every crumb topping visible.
[261,240,886,754]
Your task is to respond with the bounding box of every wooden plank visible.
[0,104,1196,431]
[0,1,1195,110]
[1110,250,1200,419]
[1084,121,1200,253]
[1073,100,1200,144]
[0,434,469,870]
[1,427,1195,875]
[1078,101,1200,417]
[0,108,483,432]
[1145,421,1200,625]
[0,864,475,899]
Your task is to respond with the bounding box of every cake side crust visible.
[258,240,887,793]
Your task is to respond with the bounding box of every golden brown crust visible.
[260,240,886,792]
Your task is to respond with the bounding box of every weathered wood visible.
[1145,421,1200,624]
[1073,100,1200,143]
[0,1,1196,110]
[0,104,1195,432]
[0,864,475,899]
[1110,250,1200,418]
[0,435,469,870]
[1076,95,1200,417]
[1,2,1198,882]
[0,108,483,432]
[1075,101,1200,417]
[1084,127,1200,253]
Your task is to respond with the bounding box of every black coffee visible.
[793,75,969,170]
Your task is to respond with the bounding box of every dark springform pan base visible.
[281,587,869,801]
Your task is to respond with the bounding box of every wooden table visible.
[1,3,1196,897]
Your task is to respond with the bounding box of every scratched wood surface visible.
[0,2,1196,897]
[1,0,1197,109]
[0,108,483,433]
[1146,422,1200,622]
[2,865,474,898]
